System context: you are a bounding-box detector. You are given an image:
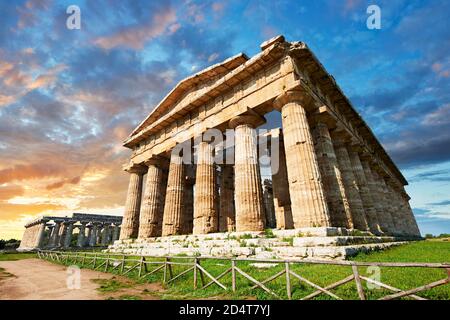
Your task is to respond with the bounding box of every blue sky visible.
[0,0,449,238]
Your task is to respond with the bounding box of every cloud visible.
[422,104,450,126]
[428,200,450,206]
[45,176,81,190]
[0,163,69,184]
[0,203,66,221]
[93,6,178,50]
[0,185,25,201]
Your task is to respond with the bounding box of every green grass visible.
[0,252,36,261]
[92,278,133,292]
[41,241,450,300]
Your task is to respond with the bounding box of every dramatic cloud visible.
[93,5,178,50]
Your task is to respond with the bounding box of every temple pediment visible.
[128,53,249,140]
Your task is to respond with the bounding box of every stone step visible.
[269,242,406,260]
[106,241,406,260]
[292,236,397,247]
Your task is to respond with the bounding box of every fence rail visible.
[37,250,450,300]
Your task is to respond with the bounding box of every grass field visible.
[2,241,449,299]
[0,252,36,261]
[36,240,450,300]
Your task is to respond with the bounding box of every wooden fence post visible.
[285,262,292,300]
[231,260,236,292]
[352,265,366,300]
[193,258,198,289]
[138,256,144,277]
[163,257,168,283]
[93,253,97,268]
[120,255,125,274]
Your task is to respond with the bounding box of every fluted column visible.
[77,223,86,247]
[229,114,266,232]
[183,164,195,234]
[219,164,235,232]
[348,148,383,234]
[49,221,61,247]
[120,164,146,240]
[86,225,92,246]
[162,152,185,236]
[63,222,74,248]
[34,221,47,248]
[399,192,421,237]
[138,157,168,238]
[273,90,331,228]
[360,158,390,233]
[270,130,293,229]
[89,223,98,246]
[193,141,218,234]
[112,225,120,242]
[312,122,351,228]
[101,225,110,245]
[372,170,396,234]
[332,135,369,231]
[263,180,276,228]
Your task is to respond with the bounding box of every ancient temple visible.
[18,213,122,251]
[108,35,421,259]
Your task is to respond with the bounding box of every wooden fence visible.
[37,250,450,300]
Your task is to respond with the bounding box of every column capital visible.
[229,111,265,129]
[123,162,147,174]
[273,89,315,111]
[144,156,168,168]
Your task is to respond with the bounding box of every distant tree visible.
[425,234,434,239]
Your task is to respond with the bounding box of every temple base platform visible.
[105,227,421,260]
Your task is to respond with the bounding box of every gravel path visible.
[0,258,117,300]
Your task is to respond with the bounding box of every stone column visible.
[101,225,110,245]
[360,158,390,234]
[86,225,93,246]
[229,114,266,232]
[162,152,186,236]
[63,222,74,248]
[138,157,168,238]
[312,122,351,228]
[183,164,195,234]
[112,224,120,242]
[219,164,235,232]
[371,170,396,234]
[270,130,293,229]
[49,221,61,247]
[348,148,383,234]
[45,225,53,247]
[193,141,218,234]
[263,180,276,228]
[332,134,369,231]
[120,164,146,240]
[34,221,47,248]
[273,90,331,228]
[386,181,408,236]
[77,223,86,247]
[89,223,99,246]
[399,192,421,237]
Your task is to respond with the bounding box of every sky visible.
[0,0,449,239]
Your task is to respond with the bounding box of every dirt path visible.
[0,258,162,300]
